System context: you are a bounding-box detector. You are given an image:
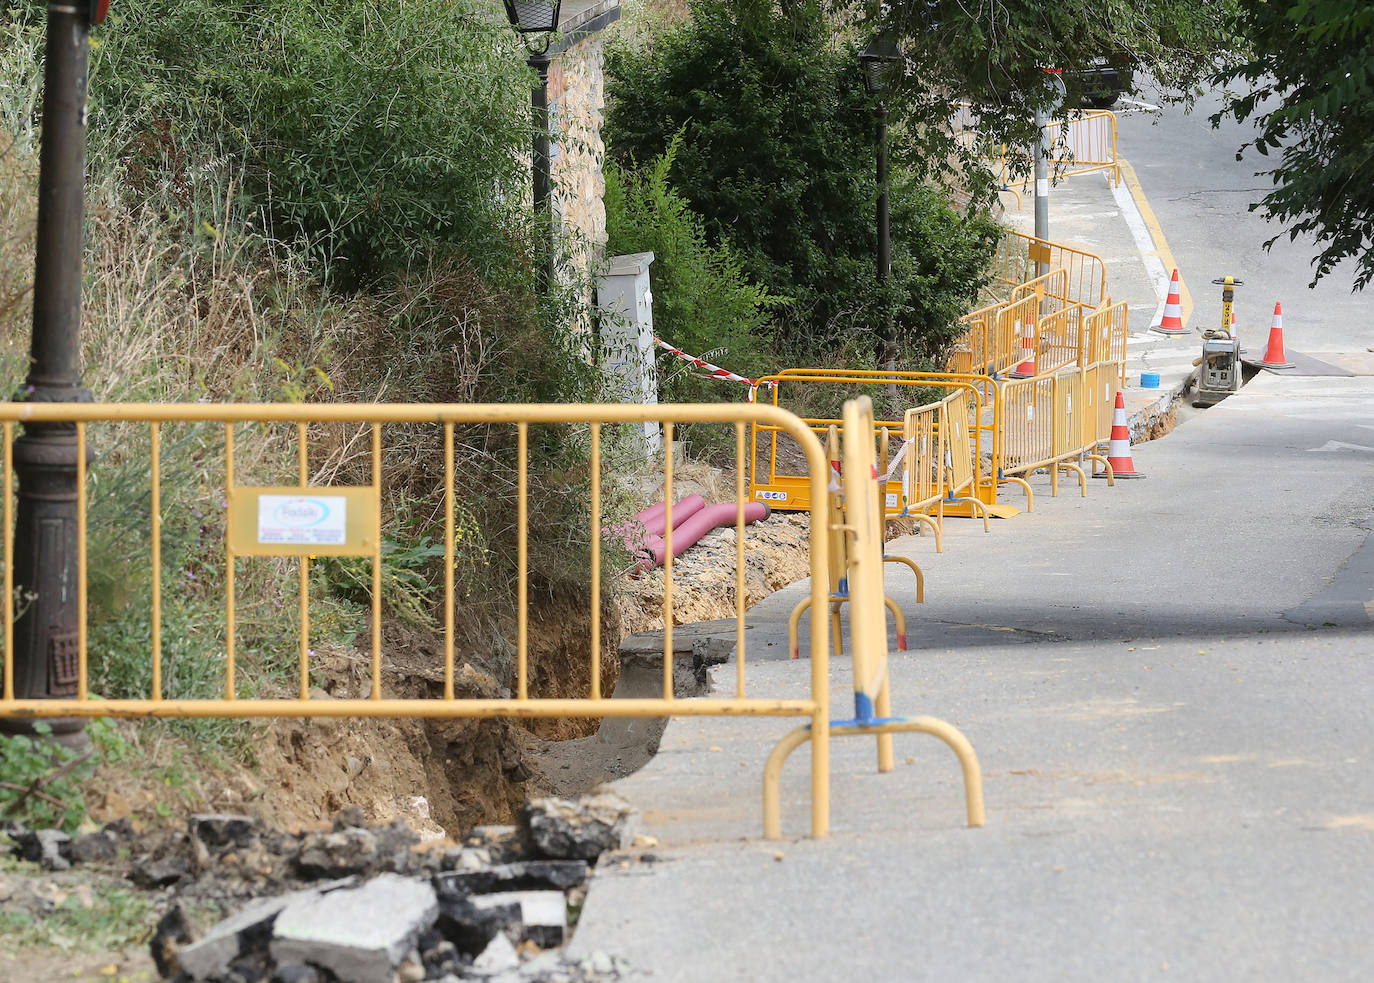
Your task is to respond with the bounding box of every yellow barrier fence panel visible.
[942,390,976,498]
[1000,375,1055,476]
[749,370,1003,516]
[1085,300,1128,365]
[995,232,1108,308]
[0,401,841,838]
[900,400,945,550]
[991,294,1039,377]
[840,398,888,721]
[1091,360,1118,444]
[938,390,995,530]
[1035,303,1089,375]
[1050,110,1121,186]
[763,395,986,834]
[1009,268,1070,318]
[950,301,1004,374]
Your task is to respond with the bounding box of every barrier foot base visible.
[883,554,924,603]
[939,501,1020,521]
[763,715,986,839]
[1085,454,1115,485]
[998,475,1034,512]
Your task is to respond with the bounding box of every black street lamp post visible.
[859,37,902,368]
[504,1,562,294]
[2,0,107,744]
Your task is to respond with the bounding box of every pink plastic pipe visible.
[605,495,707,554]
[638,501,770,570]
[632,501,666,526]
[643,494,706,537]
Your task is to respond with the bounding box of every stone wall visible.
[548,34,608,296]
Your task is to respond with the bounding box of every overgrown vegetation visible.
[604,0,1001,366]
[0,0,614,787]
[604,132,779,403]
[0,720,126,831]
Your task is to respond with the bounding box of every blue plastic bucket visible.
[1140,372,1161,389]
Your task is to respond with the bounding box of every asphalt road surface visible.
[1116,84,1369,351]
[568,88,1374,981]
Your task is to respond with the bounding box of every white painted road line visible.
[1110,170,1169,330]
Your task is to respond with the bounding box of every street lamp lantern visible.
[858,36,902,97]
[503,0,562,42]
[503,0,562,292]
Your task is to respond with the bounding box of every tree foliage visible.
[21,0,537,287]
[604,0,999,362]
[604,133,778,402]
[1214,0,1374,288]
[870,0,1240,192]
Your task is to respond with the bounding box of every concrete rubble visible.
[519,794,635,862]
[3,795,640,982]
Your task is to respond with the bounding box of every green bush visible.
[604,0,1000,364]
[3,0,536,288]
[0,2,614,719]
[0,720,124,831]
[604,132,780,402]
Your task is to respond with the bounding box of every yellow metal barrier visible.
[1034,302,1090,376]
[764,396,985,838]
[940,390,992,533]
[1082,361,1120,477]
[950,295,1039,379]
[0,401,837,838]
[1085,300,1129,389]
[989,293,1040,378]
[999,367,1116,495]
[994,231,1108,310]
[899,399,945,550]
[785,426,913,661]
[749,369,1016,520]
[949,301,1003,376]
[1009,267,1071,313]
[1050,110,1122,186]
[952,103,1120,198]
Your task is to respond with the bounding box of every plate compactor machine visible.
[1193,276,1243,407]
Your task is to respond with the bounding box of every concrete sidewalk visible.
[1000,166,1203,438]
[564,160,1374,979]
[568,373,1374,981]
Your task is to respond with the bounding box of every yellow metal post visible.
[297,422,310,701]
[444,422,455,701]
[76,423,86,701]
[589,423,601,701]
[2,422,11,703]
[370,423,382,701]
[662,422,674,701]
[150,423,162,701]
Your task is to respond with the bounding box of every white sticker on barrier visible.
[1027,405,1034,421]
[885,492,899,508]
[258,495,347,546]
[756,490,787,501]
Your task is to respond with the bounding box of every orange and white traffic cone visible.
[1009,318,1037,378]
[1153,269,1186,335]
[1259,301,1294,369]
[1095,389,1144,479]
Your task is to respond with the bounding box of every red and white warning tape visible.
[653,337,775,399]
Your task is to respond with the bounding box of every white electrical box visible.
[596,251,659,455]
